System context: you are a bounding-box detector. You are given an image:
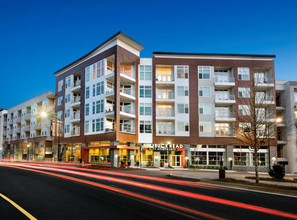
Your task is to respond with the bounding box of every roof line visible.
[54,31,144,75]
[153,51,276,58]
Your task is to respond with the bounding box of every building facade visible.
[54,31,279,171]
[0,109,8,159]
[276,80,297,173]
[1,92,55,161]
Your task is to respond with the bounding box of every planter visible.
[161,162,164,167]
[136,162,139,167]
[128,162,131,166]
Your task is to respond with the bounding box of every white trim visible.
[154,55,274,61]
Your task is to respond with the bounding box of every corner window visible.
[198,66,211,79]
[176,66,189,79]
[140,65,152,80]
[238,67,250,80]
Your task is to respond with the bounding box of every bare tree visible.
[234,73,276,183]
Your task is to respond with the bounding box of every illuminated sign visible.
[142,143,184,149]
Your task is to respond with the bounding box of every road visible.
[0,162,296,220]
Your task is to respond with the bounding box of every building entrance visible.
[171,155,181,167]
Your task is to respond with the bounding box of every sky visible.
[0,0,297,108]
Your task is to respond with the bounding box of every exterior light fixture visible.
[228,157,233,162]
[271,157,276,163]
[276,117,282,123]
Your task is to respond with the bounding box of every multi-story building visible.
[2,92,55,160]
[54,31,278,171]
[0,108,8,159]
[276,80,297,173]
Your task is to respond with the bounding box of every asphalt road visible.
[0,162,297,220]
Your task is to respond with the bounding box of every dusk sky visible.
[1,0,297,108]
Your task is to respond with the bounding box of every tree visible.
[234,73,277,184]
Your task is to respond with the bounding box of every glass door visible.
[171,155,181,167]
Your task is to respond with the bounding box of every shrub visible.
[269,164,285,179]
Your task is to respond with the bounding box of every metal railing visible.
[156,74,174,82]
[156,130,175,135]
[120,88,135,97]
[71,129,80,136]
[214,76,235,83]
[106,66,114,75]
[215,111,235,119]
[105,106,114,113]
[71,96,81,103]
[120,106,135,114]
[106,87,114,94]
[156,109,175,117]
[156,91,175,99]
[73,80,81,87]
[215,94,235,101]
[120,125,135,133]
[254,77,274,84]
[71,113,80,120]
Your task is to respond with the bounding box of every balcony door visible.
[157,122,173,135]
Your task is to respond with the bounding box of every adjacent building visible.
[276,80,297,173]
[1,92,55,160]
[0,109,8,159]
[54,31,279,171]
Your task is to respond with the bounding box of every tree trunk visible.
[255,150,259,184]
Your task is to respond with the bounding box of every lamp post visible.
[27,144,30,161]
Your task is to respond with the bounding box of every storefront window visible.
[253,153,268,166]
[208,152,224,165]
[234,152,249,166]
[99,149,110,164]
[160,151,168,163]
[191,152,207,165]
[119,149,128,163]
[89,149,99,163]
[142,150,153,165]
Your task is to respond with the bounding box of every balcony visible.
[256,95,275,105]
[15,127,21,133]
[156,109,175,120]
[156,74,175,85]
[276,106,286,111]
[120,106,135,119]
[105,87,115,98]
[25,114,31,120]
[215,128,235,137]
[215,111,236,122]
[215,94,235,105]
[70,113,80,123]
[24,125,30,131]
[120,124,135,134]
[71,96,81,108]
[34,122,41,130]
[15,117,21,123]
[156,130,175,136]
[105,127,114,133]
[71,128,80,136]
[120,88,135,102]
[254,77,274,88]
[156,91,175,103]
[3,131,6,135]
[120,68,135,84]
[277,137,288,145]
[214,76,235,88]
[70,80,81,92]
[3,121,7,126]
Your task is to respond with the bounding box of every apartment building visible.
[1,92,55,160]
[0,109,8,159]
[276,80,297,173]
[54,31,279,171]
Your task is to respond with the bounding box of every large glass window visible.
[177,121,189,132]
[239,105,250,115]
[140,86,152,98]
[238,87,250,98]
[234,152,249,166]
[140,65,152,80]
[177,104,189,114]
[199,121,211,132]
[140,103,152,115]
[198,66,211,79]
[176,66,189,79]
[238,67,250,80]
[85,121,89,133]
[199,104,211,114]
[85,87,90,99]
[140,121,152,133]
[156,67,173,82]
[208,152,224,165]
[191,151,207,165]
[177,86,189,96]
[199,87,211,97]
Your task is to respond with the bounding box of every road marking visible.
[0,193,37,220]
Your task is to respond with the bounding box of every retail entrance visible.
[171,155,181,167]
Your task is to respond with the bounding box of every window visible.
[93,84,96,97]
[58,80,63,92]
[65,109,70,118]
[176,66,189,79]
[85,104,89,116]
[139,121,152,133]
[92,102,95,114]
[101,81,104,94]
[64,124,70,134]
[85,121,89,133]
[96,83,100,96]
[238,87,250,98]
[234,152,250,166]
[191,151,207,165]
[199,121,211,132]
[140,86,152,98]
[239,105,250,115]
[96,60,104,78]
[215,123,230,136]
[140,65,152,80]
[199,104,211,114]
[85,66,90,82]
[57,111,63,120]
[199,87,211,97]
[96,100,104,113]
[294,92,297,102]
[239,123,251,132]
[198,66,211,79]
[177,121,189,132]
[96,118,104,132]
[253,153,268,166]
[140,103,152,115]
[57,96,63,106]
[65,76,71,88]
[177,104,189,114]
[92,119,95,132]
[177,86,189,96]
[65,94,70,103]
[86,87,90,99]
[238,67,250,80]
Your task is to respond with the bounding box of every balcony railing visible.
[156,74,174,82]
[156,130,175,135]
[120,88,135,97]
[71,129,80,136]
[156,91,175,99]
[106,66,114,75]
[105,127,114,132]
[215,111,235,119]
[71,96,81,103]
[215,94,235,101]
[215,75,235,83]
[120,123,135,133]
[106,87,114,94]
[105,106,114,113]
[255,77,274,84]
[156,109,175,117]
[74,80,81,87]
[71,113,80,120]
[120,66,135,79]
[120,106,135,114]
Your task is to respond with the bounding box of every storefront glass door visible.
[171,155,181,167]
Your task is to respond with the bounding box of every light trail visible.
[2,162,297,219]
[0,164,223,220]
[22,162,225,190]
